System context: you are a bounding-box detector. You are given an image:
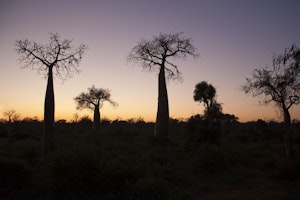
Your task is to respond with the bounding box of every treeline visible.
[1,116,299,143]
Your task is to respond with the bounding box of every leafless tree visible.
[128,32,198,141]
[4,109,19,136]
[242,44,300,158]
[73,113,79,123]
[15,33,87,155]
[4,109,19,123]
[74,85,117,132]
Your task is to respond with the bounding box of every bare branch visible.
[128,32,198,79]
[241,44,300,122]
[4,109,20,122]
[74,85,117,111]
[15,33,87,80]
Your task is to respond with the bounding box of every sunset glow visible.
[1,0,300,122]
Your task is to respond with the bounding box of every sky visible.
[1,0,300,122]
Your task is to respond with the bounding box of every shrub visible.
[10,132,39,140]
[133,175,170,200]
[276,157,300,181]
[40,141,143,199]
[0,158,31,197]
[0,130,8,138]
[185,116,222,152]
[192,145,229,176]
[40,145,101,199]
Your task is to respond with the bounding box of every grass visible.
[0,120,299,199]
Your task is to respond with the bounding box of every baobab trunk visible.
[93,105,100,131]
[43,66,55,155]
[154,66,169,140]
[283,106,294,159]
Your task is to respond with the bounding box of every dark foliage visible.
[0,119,299,199]
[0,158,31,197]
[185,115,223,151]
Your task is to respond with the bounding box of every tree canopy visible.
[74,85,117,131]
[193,81,223,119]
[128,32,198,140]
[74,85,117,111]
[15,33,87,80]
[128,32,198,79]
[4,110,19,123]
[242,44,300,124]
[242,44,300,159]
[193,81,216,107]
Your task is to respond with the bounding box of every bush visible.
[133,175,170,200]
[185,116,222,152]
[0,130,8,138]
[10,132,39,140]
[40,140,143,199]
[0,158,31,197]
[192,145,229,176]
[39,145,101,199]
[276,156,300,181]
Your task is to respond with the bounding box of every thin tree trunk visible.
[154,66,169,141]
[43,65,55,155]
[283,106,294,159]
[205,101,210,120]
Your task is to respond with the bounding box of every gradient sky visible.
[1,0,300,122]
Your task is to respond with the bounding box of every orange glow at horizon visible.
[1,1,300,124]
[1,99,299,123]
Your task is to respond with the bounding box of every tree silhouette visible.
[205,100,223,120]
[4,109,19,123]
[4,109,19,136]
[242,44,300,158]
[128,32,198,140]
[73,113,79,123]
[74,85,117,131]
[15,33,87,155]
[193,81,222,120]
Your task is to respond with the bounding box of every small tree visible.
[4,109,19,136]
[4,110,19,123]
[73,113,79,123]
[242,45,300,158]
[128,32,198,140]
[15,33,87,155]
[74,85,117,131]
[193,81,222,120]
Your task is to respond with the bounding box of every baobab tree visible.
[128,32,198,140]
[15,33,87,155]
[74,85,117,132]
[242,44,300,159]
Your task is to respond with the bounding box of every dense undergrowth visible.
[0,119,299,200]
